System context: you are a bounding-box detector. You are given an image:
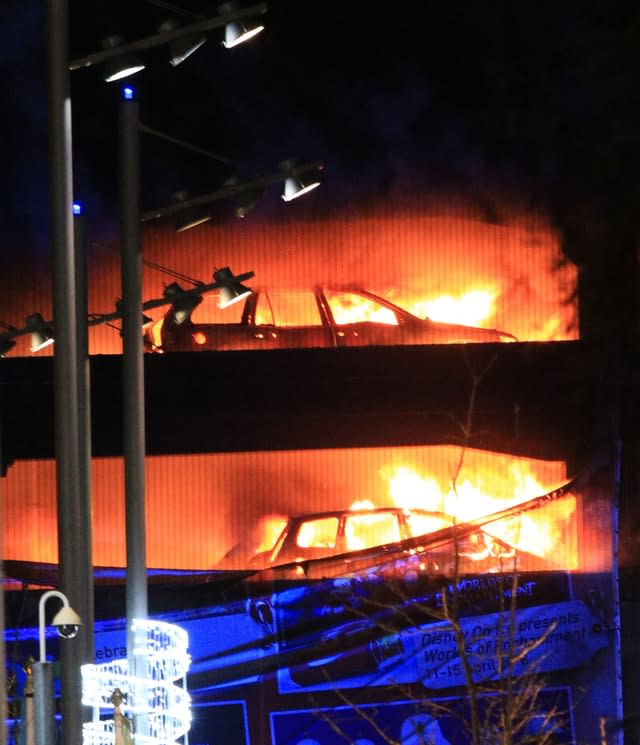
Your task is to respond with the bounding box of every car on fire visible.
[145,286,516,353]
[217,506,518,578]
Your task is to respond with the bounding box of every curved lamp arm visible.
[38,590,80,662]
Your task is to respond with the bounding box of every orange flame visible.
[387,463,577,568]
[256,514,289,553]
[411,289,496,326]
[329,295,399,325]
[350,499,376,510]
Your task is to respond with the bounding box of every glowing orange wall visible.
[2,446,583,571]
[1,205,588,575]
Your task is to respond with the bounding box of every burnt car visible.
[232,506,517,578]
[145,286,516,353]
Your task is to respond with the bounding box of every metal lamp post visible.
[41,6,321,742]
[48,3,93,744]
[33,591,82,745]
[45,4,263,742]
[118,88,149,703]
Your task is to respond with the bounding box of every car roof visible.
[287,507,451,521]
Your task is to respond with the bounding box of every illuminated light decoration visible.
[122,86,135,101]
[73,202,82,215]
[192,331,207,345]
[81,619,191,745]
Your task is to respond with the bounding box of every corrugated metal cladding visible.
[2,445,595,573]
[1,204,585,573]
[1,203,577,357]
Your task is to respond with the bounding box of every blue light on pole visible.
[72,202,82,216]
[123,86,135,101]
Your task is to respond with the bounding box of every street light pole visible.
[73,205,95,665]
[33,591,82,745]
[48,3,93,744]
[118,87,149,738]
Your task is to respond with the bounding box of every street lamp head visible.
[52,606,82,639]
[214,266,253,308]
[25,313,55,352]
[170,190,213,232]
[158,19,207,67]
[0,337,16,357]
[163,282,203,324]
[38,590,82,662]
[222,20,265,48]
[281,175,321,202]
[218,1,266,48]
[102,36,146,82]
[176,211,212,232]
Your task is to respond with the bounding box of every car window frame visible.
[320,288,413,328]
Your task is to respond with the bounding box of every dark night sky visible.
[1,1,640,268]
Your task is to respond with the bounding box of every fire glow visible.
[3,447,575,572]
[266,460,578,571]
[411,289,497,326]
[385,463,577,568]
[2,209,578,356]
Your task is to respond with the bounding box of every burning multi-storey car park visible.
[0,211,624,744]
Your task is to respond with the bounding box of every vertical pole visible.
[1,405,6,745]
[24,659,35,745]
[73,207,95,665]
[32,663,55,745]
[118,89,148,735]
[48,2,88,744]
[0,563,5,745]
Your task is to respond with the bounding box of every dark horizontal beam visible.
[0,342,597,475]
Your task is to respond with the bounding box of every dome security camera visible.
[51,605,82,640]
